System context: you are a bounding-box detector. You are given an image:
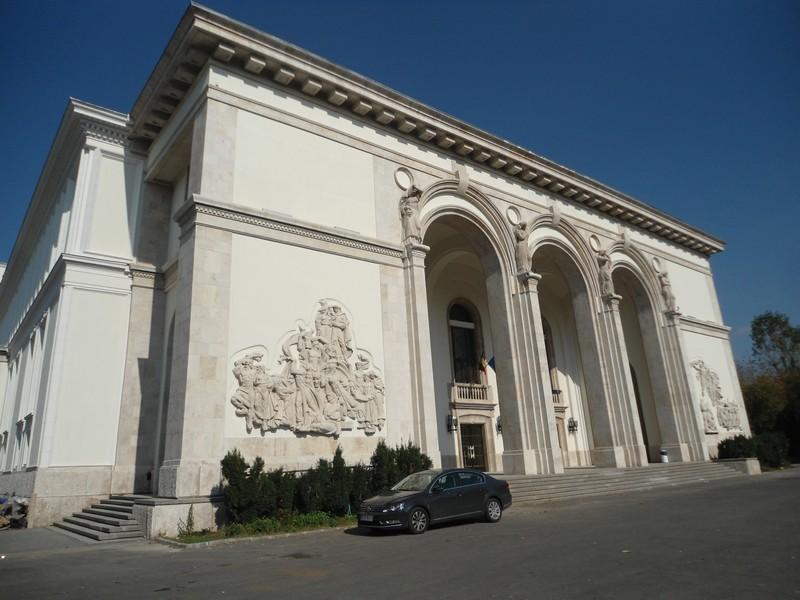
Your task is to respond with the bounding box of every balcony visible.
[450,382,495,409]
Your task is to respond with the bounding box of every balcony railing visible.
[450,382,492,406]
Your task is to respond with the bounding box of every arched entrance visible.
[424,215,511,472]
[613,267,671,462]
[531,244,597,467]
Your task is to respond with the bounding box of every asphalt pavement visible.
[1,468,798,599]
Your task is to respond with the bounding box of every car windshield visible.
[391,471,438,492]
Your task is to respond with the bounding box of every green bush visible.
[717,432,790,469]
[220,442,433,524]
[717,435,756,460]
[754,431,790,469]
[220,450,276,523]
[395,441,434,476]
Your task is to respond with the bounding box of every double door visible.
[460,423,487,471]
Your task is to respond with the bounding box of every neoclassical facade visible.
[0,5,749,530]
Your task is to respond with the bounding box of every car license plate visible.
[360,514,373,522]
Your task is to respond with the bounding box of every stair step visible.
[53,521,143,541]
[63,516,141,534]
[506,466,736,489]
[102,498,135,508]
[84,507,138,520]
[75,512,137,527]
[511,472,742,503]
[91,503,133,514]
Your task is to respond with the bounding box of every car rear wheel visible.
[485,498,502,523]
[408,507,428,534]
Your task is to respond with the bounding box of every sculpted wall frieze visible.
[230,300,386,437]
[690,359,741,433]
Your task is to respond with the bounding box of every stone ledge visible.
[718,458,761,475]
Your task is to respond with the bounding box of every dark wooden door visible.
[460,423,487,471]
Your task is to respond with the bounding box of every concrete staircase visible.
[53,496,143,541]
[504,461,746,506]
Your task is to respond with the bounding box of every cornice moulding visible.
[176,195,405,260]
[1,100,131,308]
[130,4,724,258]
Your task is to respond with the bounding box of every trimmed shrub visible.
[755,431,790,469]
[349,464,372,509]
[369,440,399,494]
[395,441,434,476]
[716,432,790,469]
[717,435,756,460]
[220,442,433,523]
[221,450,277,523]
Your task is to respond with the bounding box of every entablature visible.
[130,4,724,258]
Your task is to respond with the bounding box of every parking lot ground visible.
[1,467,798,599]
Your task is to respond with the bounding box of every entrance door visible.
[460,423,487,471]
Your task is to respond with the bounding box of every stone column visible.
[403,243,441,465]
[111,266,166,494]
[660,310,709,461]
[502,272,563,474]
[595,294,648,467]
[157,216,232,498]
[157,97,237,498]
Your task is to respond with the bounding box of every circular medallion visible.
[506,206,521,225]
[652,257,662,273]
[589,234,601,252]
[394,167,414,191]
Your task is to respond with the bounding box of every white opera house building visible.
[0,5,749,533]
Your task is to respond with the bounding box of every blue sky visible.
[0,0,797,360]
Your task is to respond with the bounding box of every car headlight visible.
[382,502,405,512]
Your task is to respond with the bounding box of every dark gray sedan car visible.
[358,468,512,534]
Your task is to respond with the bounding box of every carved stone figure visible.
[399,186,422,245]
[597,250,615,297]
[659,272,677,313]
[690,359,740,433]
[513,221,531,274]
[230,301,386,437]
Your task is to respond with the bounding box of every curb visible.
[155,523,354,550]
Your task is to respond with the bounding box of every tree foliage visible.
[738,311,800,462]
[750,311,800,375]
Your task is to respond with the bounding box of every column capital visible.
[602,293,623,311]
[405,242,430,264]
[518,271,542,294]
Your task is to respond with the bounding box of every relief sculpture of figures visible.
[230,301,386,437]
[597,250,615,297]
[659,271,678,313]
[690,359,741,433]
[513,221,531,274]
[399,185,422,245]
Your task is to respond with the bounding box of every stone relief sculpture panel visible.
[230,300,386,437]
[690,359,740,433]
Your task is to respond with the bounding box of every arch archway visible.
[423,211,514,472]
[531,242,602,466]
[613,265,683,462]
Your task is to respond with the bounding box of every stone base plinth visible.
[132,496,225,538]
[718,457,761,475]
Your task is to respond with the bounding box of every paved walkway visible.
[0,468,798,599]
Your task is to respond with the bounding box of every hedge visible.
[220,441,432,524]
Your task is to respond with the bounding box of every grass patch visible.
[173,511,356,544]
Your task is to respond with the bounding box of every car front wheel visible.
[485,498,502,523]
[408,507,429,534]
